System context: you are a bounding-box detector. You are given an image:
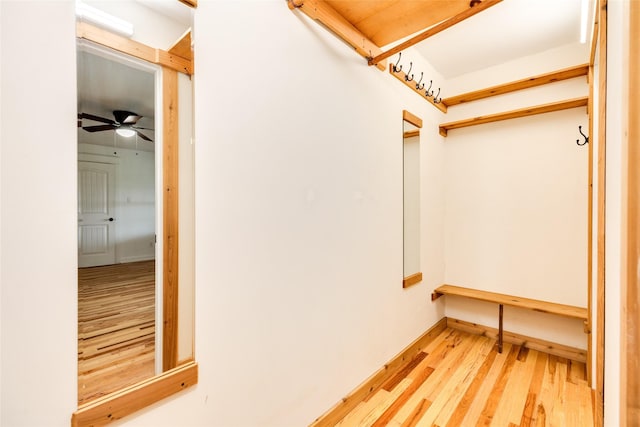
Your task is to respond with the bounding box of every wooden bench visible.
[431,284,589,353]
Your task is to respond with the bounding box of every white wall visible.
[604,0,628,425]
[180,2,446,425]
[0,2,3,422]
[0,1,446,426]
[1,1,78,425]
[78,143,156,263]
[84,0,189,50]
[443,45,591,348]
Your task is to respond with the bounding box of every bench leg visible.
[498,304,504,353]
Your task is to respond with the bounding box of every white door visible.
[78,161,116,267]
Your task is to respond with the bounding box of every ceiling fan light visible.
[116,128,136,138]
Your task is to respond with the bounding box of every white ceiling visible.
[134,0,192,27]
[412,0,590,79]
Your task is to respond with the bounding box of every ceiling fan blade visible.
[79,113,115,125]
[136,131,153,142]
[82,124,116,132]
[132,126,155,131]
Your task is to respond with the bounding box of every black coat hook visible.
[415,72,425,90]
[405,62,414,82]
[577,125,589,146]
[392,52,402,73]
[425,80,433,97]
[433,88,441,103]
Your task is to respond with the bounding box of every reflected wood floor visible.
[335,328,593,426]
[78,260,156,405]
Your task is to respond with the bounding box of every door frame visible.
[622,0,639,423]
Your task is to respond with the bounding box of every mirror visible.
[77,46,159,403]
[402,110,422,288]
[74,0,195,418]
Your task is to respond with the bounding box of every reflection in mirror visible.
[77,45,160,404]
[75,0,194,409]
[403,111,423,288]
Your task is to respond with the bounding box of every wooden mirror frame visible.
[72,4,197,425]
[402,110,423,289]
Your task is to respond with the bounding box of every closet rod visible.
[288,0,386,71]
[439,96,588,137]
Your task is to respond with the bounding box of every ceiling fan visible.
[78,110,154,141]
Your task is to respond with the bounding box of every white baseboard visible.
[119,255,155,263]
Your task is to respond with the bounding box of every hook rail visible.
[389,53,447,113]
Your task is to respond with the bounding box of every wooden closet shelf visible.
[432,284,588,320]
[439,96,588,137]
[442,63,589,107]
[432,284,588,354]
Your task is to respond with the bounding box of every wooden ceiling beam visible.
[288,0,386,71]
[177,0,197,8]
[368,0,503,67]
[327,0,471,47]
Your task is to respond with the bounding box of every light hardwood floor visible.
[78,260,156,405]
[334,328,593,426]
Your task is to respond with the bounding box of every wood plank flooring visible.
[78,260,156,405]
[335,328,593,426]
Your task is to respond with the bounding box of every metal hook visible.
[415,72,425,90]
[425,80,434,97]
[392,52,402,73]
[404,62,414,82]
[433,88,441,103]
[576,125,589,146]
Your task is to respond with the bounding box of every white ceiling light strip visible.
[75,1,134,37]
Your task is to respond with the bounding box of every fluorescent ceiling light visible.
[116,128,136,138]
[75,1,134,37]
[580,0,589,44]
